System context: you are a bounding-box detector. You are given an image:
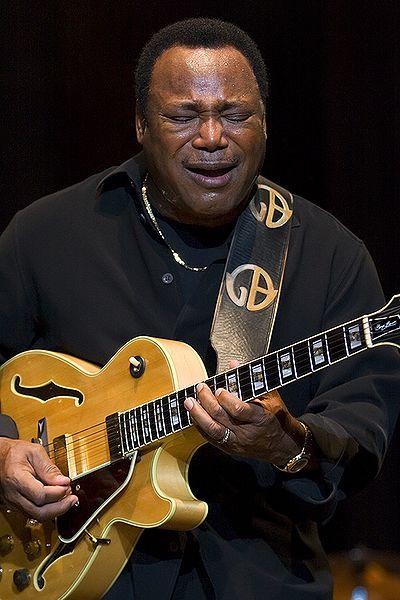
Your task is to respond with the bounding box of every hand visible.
[0,438,78,521]
[183,361,306,467]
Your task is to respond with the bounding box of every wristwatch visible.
[274,421,313,473]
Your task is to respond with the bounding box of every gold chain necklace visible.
[141,176,208,272]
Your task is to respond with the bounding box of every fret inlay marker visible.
[312,339,325,365]
[279,352,293,378]
[170,397,180,427]
[348,324,362,350]
[227,372,239,396]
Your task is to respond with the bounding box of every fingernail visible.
[196,383,204,392]
[215,388,223,397]
[184,398,194,410]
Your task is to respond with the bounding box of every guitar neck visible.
[110,314,370,457]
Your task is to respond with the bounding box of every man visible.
[0,18,398,600]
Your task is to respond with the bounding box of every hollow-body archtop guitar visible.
[0,296,399,599]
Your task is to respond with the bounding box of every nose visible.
[192,116,228,151]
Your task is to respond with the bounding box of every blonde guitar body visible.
[0,337,208,599]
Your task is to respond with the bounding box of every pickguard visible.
[57,456,136,543]
[12,375,84,405]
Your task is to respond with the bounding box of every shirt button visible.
[162,273,174,284]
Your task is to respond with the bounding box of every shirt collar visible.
[96,152,146,197]
[96,152,300,228]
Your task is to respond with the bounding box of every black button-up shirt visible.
[1,153,399,599]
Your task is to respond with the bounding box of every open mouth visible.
[186,165,236,178]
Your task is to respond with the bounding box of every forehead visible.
[149,46,261,105]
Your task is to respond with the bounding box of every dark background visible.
[2,1,399,556]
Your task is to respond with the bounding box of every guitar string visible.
[44,341,376,468]
[44,330,374,465]
[41,311,395,462]
[43,338,368,463]
[42,323,361,457]
[41,321,375,460]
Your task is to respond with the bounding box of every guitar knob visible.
[23,539,41,559]
[13,569,31,591]
[0,534,14,554]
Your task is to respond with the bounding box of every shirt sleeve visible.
[275,242,400,522]
[0,213,39,438]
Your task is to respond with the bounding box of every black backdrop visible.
[2,1,399,554]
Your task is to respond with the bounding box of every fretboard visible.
[108,316,368,459]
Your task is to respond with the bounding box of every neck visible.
[144,175,253,229]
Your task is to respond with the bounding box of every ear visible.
[262,109,268,140]
[135,108,147,144]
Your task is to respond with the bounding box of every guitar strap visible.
[210,176,294,373]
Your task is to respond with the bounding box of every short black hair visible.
[135,18,269,115]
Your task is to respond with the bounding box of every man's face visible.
[136,46,266,226]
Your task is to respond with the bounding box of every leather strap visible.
[210,177,293,373]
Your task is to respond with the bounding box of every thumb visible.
[30,447,70,487]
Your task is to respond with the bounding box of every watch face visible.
[287,456,309,473]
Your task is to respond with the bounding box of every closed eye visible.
[223,113,252,122]
[167,115,197,123]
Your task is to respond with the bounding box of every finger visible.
[28,446,71,487]
[228,360,241,369]
[9,470,71,507]
[195,383,231,426]
[184,396,227,443]
[10,491,78,522]
[215,388,258,423]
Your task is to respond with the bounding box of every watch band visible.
[274,421,313,473]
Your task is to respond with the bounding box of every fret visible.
[206,377,216,394]
[183,388,192,425]
[129,408,139,447]
[186,385,196,401]
[226,369,241,397]
[148,402,159,440]
[119,413,129,454]
[262,353,280,391]
[276,354,283,384]
[124,411,134,450]
[324,333,331,363]
[236,364,250,400]
[215,373,226,392]
[186,383,196,422]
[177,389,190,428]
[154,398,166,437]
[169,394,181,432]
[326,327,347,361]
[141,405,152,443]
[307,340,315,371]
[309,335,329,370]
[277,349,296,383]
[343,326,350,356]
[135,407,145,447]
[292,341,311,377]
[291,347,298,378]
[344,320,366,354]
[162,396,173,434]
